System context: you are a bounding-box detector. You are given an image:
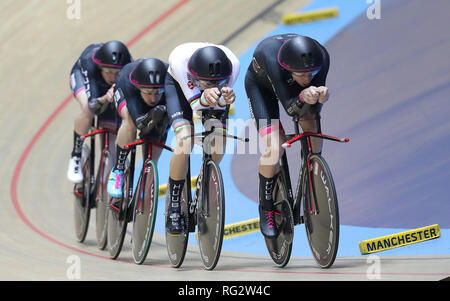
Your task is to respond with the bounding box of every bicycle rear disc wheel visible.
[132,160,159,264]
[197,160,225,270]
[74,145,91,243]
[107,167,130,259]
[264,173,293,268]
[95,149,111,250]
[303,155,339,268]
[165,179,189,268]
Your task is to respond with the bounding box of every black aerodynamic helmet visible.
[188,46,232,80]
[277,35,324,73]
[129,58,167,88]
[93,40,132,69]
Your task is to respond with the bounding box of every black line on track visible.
[220,0,285,45]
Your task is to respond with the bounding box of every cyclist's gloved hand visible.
[300,86,320,105]
[286,86,323,117]
[220,87,236,105]
[202,88,221,108]
[89,97,110,114]
[149,105,167,124]
[135,112,151,130]
[138,105,169,139]
[136,105,168,133]
[316,86,329,104]
[286,97,305,117]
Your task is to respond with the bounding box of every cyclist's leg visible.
[167,120,193,233]
[68,69,94,183]
[115,104,136,149]
[245,72,285,237]
[73,91,94,138]
[258,123,287,176]
[245,73,287,177]
[165,73,193,233]
[165,74,194,180]
[71,66,94,135]
[107,102,135,199]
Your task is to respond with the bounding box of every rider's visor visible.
[100,67,121,76]
[138,87,165,95]
[291,68,321,78]
[198,78,229,87]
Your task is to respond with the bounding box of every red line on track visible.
[126,0,190,47]
[9,0,449,278]
[9,0,189,265]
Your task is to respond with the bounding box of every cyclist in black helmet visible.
[245,34,330,238]
[164,42,240,234]
[107,58,170,200]
[67,41,132,183]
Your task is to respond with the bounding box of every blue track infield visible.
[142,0,449,257]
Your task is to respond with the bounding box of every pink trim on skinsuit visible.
[258,123,283,137]
[9,0,191,266]
[299,91,306,103]
[118,101,126,117]
[74,87,86,97]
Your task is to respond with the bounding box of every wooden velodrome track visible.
[1,0,449,282]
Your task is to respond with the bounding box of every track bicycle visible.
[264,115,349,268]
[107,132,173,261]
[165,108,248,270]
[73,106,118,246]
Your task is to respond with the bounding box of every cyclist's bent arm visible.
[116,104,136,149]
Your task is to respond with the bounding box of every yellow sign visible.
[282,7,339,25]
[359,224,441,254]
[223,218,260,239]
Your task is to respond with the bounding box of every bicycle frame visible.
[124,137,174,217]
[280,116,349,221]
[82,128,117,193]
[78,101,120,202]
[198,128,219,219]
[82,128,118,170]
[183,124,221,225]
[177,109,247,229]
[185,109,249,220]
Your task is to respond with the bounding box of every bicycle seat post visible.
[293,115,300,135]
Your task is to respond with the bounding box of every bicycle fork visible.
[89,129,96,203]
[298,140,320,217]
[199,158,210,219]
[135,144,153,215]
[124,147,136,222]
[289,122,320,225]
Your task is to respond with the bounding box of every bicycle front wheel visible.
[264,172,293,268]
[107,167,130,259]
[165,178,190,268]
[73,145,91,243]
[132,159,159,264]
[95,149,111,250]
[197,160,225,270]
[303,154,339,268]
